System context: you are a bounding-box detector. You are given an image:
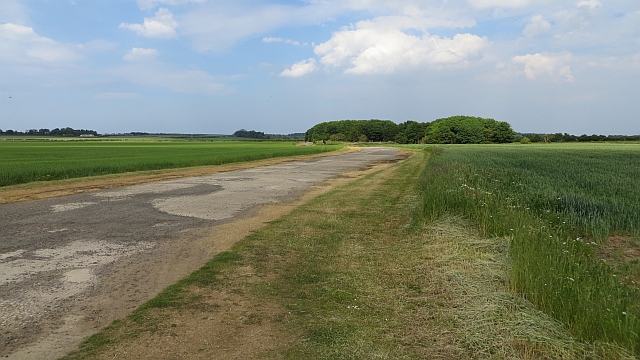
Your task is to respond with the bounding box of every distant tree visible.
[329,133,347,142]
[528,134,543,142]
[306,117,517,145]
[233,129,267,139]
[553,133,563,142]
[424,116,514,144]
[394,133,409,144]
[305,119,397,142]
[491,121,516,143]
[397,121,428,144]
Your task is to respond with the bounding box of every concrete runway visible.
[0,147,403,359]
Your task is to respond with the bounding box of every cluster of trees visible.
[233,129,305,140]
[304,120,398,142]
[0,127,98,137]
[518,133,640,143]
[425,116,514,144]
[305,116,516,144]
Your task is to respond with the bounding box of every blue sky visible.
[0,0,638,135]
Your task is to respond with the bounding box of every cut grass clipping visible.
[0,140,341,187]
[61,148,620,359]
[419,143,640,355]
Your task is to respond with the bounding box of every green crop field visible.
[0,140,341,187]
[418,143,640,354]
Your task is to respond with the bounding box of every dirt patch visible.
[597,235,640,264]
[596,235,640,286]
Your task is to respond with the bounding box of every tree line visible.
[518,133,640,143]
[0,127,98,137]
[233,129,305,140]
[305,117,640,144]
[305,116,516,144]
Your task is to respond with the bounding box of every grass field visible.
[0,140,341,187]
[31,142,638,358]
[61,149,629,360]
[418,143,640,354]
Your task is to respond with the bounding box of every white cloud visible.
[123,48,159,62]
[314,19,488,74]
[178,2,477,52]
[512,52,574,81]
[263,37,304,46]
[181,3,339,52]
[119,8,178,39]
[467,0,540,9]
[576,0,602,9]
[280,58,318,77]
[0,23,81,64]
[263,37,282,43]
[523,15,552,37]
[137,0,205,10]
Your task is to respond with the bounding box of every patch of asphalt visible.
[0,147,404,359]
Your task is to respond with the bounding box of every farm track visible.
[0,147,407,360]
[0,147,357,205]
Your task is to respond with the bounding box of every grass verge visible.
[61,149,618,359]
[418,143,640,355]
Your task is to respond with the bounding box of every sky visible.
[0,0,639,135]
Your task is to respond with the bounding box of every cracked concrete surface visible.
[0,147,404,359]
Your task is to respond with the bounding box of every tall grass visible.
[0,140,341,187]
[417,143,640,354]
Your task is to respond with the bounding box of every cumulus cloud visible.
[123,47,159,62]
[313,19,487,74]
[280,58,318,77]
[0,23,81,64]
[178,2,477,52]
[137,0,205,11]
[512,52,574,81]
[523,15,552,37]
[119,8,178,39]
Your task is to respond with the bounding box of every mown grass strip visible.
[61,148,612,360]
[418,143,640,355]
[0,141,341,187]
